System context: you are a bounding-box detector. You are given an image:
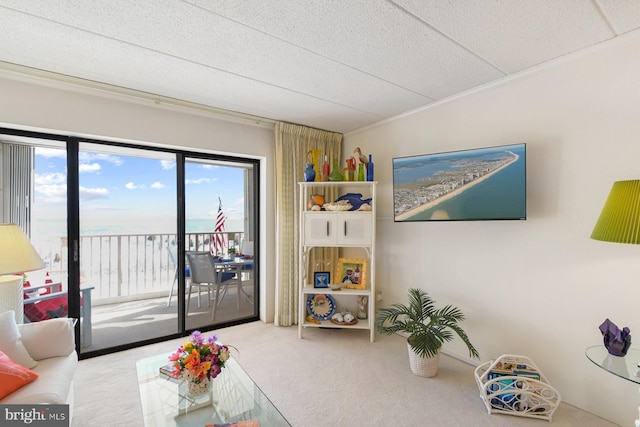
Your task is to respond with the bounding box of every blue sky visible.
[33,146,247,234]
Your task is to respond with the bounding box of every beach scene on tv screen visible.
[392,144,526,221]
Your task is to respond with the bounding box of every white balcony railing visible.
[34,231,245,304]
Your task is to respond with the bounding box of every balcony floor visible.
[84,282,255,352]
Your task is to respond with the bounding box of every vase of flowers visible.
[167,331,232,396]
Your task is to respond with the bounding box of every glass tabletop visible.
[136,353,290,427]
[585,345,640,384]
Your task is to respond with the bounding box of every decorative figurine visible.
[599,318,631,356]
[356,295,368,319]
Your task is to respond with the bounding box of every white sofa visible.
[0,310,77,409]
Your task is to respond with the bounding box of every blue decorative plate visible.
[306,294,336,321]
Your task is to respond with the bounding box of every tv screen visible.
[392,143,526,222]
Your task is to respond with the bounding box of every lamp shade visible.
[591,180,640,244]
[0,223,45,275]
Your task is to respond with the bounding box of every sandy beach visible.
[395,152,519,221]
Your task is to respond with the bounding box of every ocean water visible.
[32,217,244,241]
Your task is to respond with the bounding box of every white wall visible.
[345,31,640,425]
[0,75,277,323]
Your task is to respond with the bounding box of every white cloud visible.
[151,181,165,189]
[125,182,144,190]
[35,147,66,158]
[160,160,175,170]
[186,178,213,184]
[79,163,101,173]
[79,186,109,201]
[79,152,122,166]
[35,172,66,185]
[35,184,67,203]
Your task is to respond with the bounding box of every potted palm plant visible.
[375,288,479,377]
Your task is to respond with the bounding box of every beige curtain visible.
[274,122,342,326]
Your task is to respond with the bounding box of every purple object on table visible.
[599,318,631,357]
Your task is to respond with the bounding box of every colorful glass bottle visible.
[366,154,374,181]
[357,163,365,181]
[322,155,330,182]
[329,159,343,181]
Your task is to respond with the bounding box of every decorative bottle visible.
[366,154,374,181]
[329,159,343,181]
[304,163,316,182]
[357,163,365,181]
[322,156,330,182]
[346,158,356,181]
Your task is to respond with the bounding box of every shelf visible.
[302,285,371,296]
[299,181,378,187]
[301,317,371,330]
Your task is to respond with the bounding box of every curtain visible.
[1,143,33,235]
[274,122,342,326]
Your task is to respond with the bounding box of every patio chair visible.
[185,251,239,321]
[166,244,188,307]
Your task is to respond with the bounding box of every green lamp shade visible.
[591,180,640,244]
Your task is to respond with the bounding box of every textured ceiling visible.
[1,0,640,133]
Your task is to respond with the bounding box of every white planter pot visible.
[407,343,440,377]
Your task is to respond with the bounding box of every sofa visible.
[0,310,77,411]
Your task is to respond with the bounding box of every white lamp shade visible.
[0,223,45,275]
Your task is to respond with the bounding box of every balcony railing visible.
[34,231,245,304]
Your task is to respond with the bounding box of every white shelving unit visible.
[298,181,377,342]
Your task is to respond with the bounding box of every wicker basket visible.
[407,343,439,377]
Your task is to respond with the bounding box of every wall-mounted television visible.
[392,143,526,222]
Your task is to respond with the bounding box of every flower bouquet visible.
[167,331,231,394]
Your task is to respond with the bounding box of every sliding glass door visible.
[183,157,257,330]
[1,128,259,358]
[77,142,179,351]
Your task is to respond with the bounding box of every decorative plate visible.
[306,294,336,321]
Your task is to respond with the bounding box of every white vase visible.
[407,343,440,378]
[185,375,212,396]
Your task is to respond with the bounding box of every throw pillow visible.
[0,350,38,399]
[0,311,37,369]
[17,318,75,360]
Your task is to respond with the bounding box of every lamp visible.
[591,180,640,244]
[0,223,45,323]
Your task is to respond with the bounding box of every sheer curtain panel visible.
[274,123,342,326]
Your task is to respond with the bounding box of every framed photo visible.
[336,258,367,290]
[314,271,330,288]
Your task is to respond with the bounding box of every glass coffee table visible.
[136,353,290,426]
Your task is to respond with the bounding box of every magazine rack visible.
[474,354,561,422]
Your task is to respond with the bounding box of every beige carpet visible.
[71,321,618,427]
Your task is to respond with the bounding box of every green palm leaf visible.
[375,288,479,360]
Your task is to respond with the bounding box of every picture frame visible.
[314,271,330,288]
[336,258,367,290]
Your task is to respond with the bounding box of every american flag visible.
[212,197,227,255]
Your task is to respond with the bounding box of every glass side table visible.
[586,345,640,426]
